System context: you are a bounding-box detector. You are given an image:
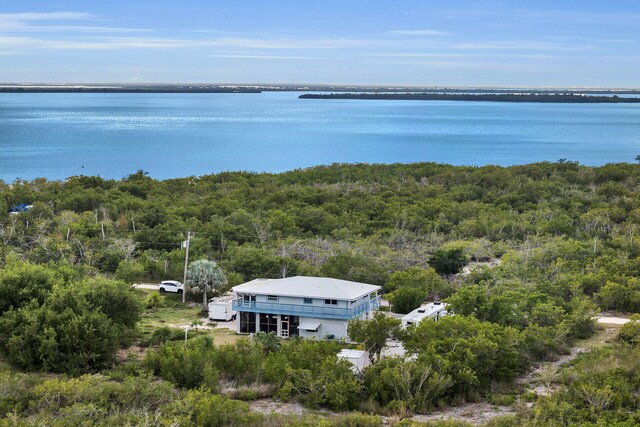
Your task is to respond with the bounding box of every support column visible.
[276,314,282,337]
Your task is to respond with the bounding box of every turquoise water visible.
[0,92,638,181]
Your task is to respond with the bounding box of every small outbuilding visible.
[338,349,370,373]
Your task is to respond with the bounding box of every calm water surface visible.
[0,92,638,181]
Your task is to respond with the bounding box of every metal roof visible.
[338,349,367,359]
[297,321,321,331]
[232,276,381,300]
[401,302,448,324]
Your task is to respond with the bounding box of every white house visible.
[401,302,448,327]
[231,276,381,339]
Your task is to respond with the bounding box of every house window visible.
[239,312,256,333]
[267,295,278,302]
[289,316,299,337]
[259,313,278,334]
[324,299,338,305]
[303,298,313,304]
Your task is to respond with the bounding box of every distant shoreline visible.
[0,86,261,94]
[1,84,640,95]
[299,93,640,103]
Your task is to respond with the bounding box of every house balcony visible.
[232,296,381,320]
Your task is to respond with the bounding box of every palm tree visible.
[145,292,163,309]
[186,259,227,312]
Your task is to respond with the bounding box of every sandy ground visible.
[168,319,237,332]
[597,316,630,325]
[132,283,160,291]
[249,399,322,416]
[410,402,516,425]
[381,338,406,358]
[461,259,502,276]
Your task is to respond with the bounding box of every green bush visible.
[144,326,185,346]
[428,248,469,275]
[169,389,260,427]
[618,314,640,345]
[388,286,427,314]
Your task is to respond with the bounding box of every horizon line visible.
[1,82,639,90]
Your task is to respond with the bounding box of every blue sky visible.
[1,1,639,86]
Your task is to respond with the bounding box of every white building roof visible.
[208,295,235,304]
[338,349,367,360]
[232,276,380,300]
[297,321,321,331]
[401,302,448,324]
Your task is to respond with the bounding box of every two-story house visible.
[231,276,381,339]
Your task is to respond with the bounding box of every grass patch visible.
[135,289,242,346]
[0,354,11,372]
[575,323,622,351]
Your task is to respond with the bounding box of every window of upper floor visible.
[324,299,338,305]
[303,298,313,304]
[267,295,278,302]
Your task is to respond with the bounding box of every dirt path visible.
[132,283,160,290]
[249,398,332,417]
[411,403,516,425]
[597,316,630,325]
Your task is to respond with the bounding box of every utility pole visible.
[182,231,193,304]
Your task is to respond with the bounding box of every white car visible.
[158,280,183,294]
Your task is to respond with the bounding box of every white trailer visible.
[208,295,237,321]
[401,301,449,327]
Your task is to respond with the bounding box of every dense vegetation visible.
[1,161,639,425]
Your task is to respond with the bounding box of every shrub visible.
[144,336,218,390]
[388,286,427,314]
[428,248,469,275]
[618,314,640,345]
[169,389,261,427]
[144,326,184,346]
[0,260,60,314]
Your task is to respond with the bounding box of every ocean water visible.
[0,91,638,181]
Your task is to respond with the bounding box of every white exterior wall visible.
[234,313,350,339]
[253,294,349,308]
[298,317,349,339]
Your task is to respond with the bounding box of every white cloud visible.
[0,12,92,21]
[389,29,450,36]
[0,11,151,34]
[362,52,558,60]
[0,35,381,52]
[451,41,596,52]
[8,25,153,33]
[205,54,318,59]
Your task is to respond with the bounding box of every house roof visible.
[232,276,380,300]
[401,302,448,324]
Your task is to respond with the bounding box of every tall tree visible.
[186,259,227,312]
[348,312,402,363]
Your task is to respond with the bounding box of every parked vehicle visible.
[158,280,183,294]
[208,295,237,321]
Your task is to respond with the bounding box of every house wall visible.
[235,312,351,339]
[298,317,349,339]
[253,294,350,308]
